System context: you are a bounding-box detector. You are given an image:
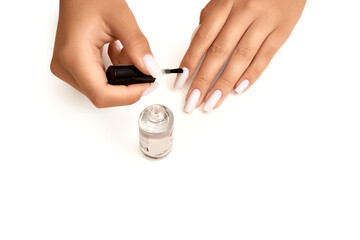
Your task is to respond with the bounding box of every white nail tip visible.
[143,54,163,78]
[235,80,250,94]
[142,82,159,97]
[184,89,201,113]
[174,67,189,89]
[203,90,222,112]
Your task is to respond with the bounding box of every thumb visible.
[105,1,162,78]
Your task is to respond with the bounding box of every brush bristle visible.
[163,68,184,74]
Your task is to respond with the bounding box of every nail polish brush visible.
[106,65,183,86]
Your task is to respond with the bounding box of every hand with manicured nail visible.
[175,0,307,113]
[51,0,162,108]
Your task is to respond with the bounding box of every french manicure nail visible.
[174,67,189,89]
[235,80,250,94]
[115,40,121,52]
[203,90,222,113]
[142,82,159,97]
[143,54,163,78]
[184,89,201,113]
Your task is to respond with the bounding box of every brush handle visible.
[106,65,156,86]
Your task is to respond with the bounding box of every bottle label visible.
[139,131,173,158]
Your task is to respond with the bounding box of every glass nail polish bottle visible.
[139,104,174,159]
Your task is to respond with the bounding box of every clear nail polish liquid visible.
[139,104,174,159]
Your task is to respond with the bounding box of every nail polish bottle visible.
[139,104,174,159]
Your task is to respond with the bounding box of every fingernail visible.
[115,40,121,52]
[143,54,163,78]
[174,67,189,89]
[142,82,159,97]
[235,80,250,94]
[184,89,201,113]
[191,24,201,42]
[203,90,222,113]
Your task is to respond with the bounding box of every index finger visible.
[177,0,233,85]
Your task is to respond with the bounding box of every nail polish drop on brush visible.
[139,104,174,159]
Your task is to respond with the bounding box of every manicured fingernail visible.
[143,54,163,78]
[174,67,189,89]
[191,24,201,42]
[142,82,159,97]
[184,89,201,113]
[115,40,121,52]
[235,80,250,94]
[203,90,222,113]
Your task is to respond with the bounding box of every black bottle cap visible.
[106,65,156,86]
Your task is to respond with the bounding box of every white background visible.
[1,0,360,239]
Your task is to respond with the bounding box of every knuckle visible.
[182,49,203,69]
[244,0,263,13]
[121,92,141,106]
[263,47,276,62]
[89,92,107,108]
[183,51,198,66]
[195,75,211,87]
[217,0,233,8]
[245,66,262,80]
[219,75,235,89]
[50,58,68,83]
[200,8,209,22]
[50,59,60,77]
[199,0,214,22]
[196,27,213,42]
[126,32,149,49]
[208,41,228,58]
[234,46,254,60]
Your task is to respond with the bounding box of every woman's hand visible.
[51,0,162,108]
[175,0,307,113]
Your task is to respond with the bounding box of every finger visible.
[99,83,152,107]
[105,1,161,77]
[178,0,233,82]
[199,0,216,23]
[185,10,255,107]
[117,48,133,65]
[234,28,285,95]
[203,22,273,111]
[190,1,217,43]
[108,40,133,65]
[65,42,151,108]
[108,40,121,65]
